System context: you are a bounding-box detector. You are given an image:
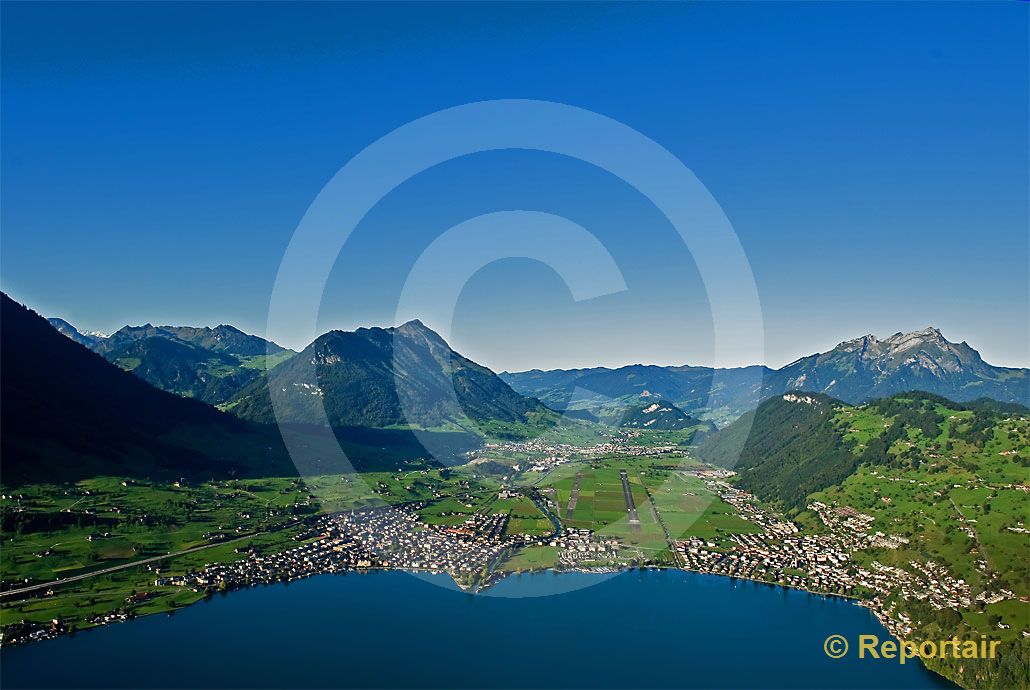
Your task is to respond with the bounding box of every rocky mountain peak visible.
[394,319,449,350]
[883,326,947,350]
[396,318,437,337]
[47,317,107,348]
[834,326,957,359]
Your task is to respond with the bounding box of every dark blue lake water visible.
[1,569,953,689]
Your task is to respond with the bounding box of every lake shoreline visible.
[2,568,955,690]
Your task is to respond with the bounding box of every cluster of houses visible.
[714,480,800,537]
[810,503,989,618]
[2,604,137,647]
[681,467,736,481]
[523,455,571,475]
[675,488,1015,642]
[851,558,974,637]
[331,506,512,581]
[1,502,542,647]
[473,435,683,476]
[0,617,69,645]
[677,531,856,596]
[549,528,621,566]
[162,499,556,593]
[438,512,510,543]
[156,527,374,593]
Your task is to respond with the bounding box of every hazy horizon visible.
[23,291,1028,373]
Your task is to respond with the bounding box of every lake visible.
[1,569,954,689]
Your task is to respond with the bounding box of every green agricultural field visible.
[539,455,758,553]
[474,412,605,447]
[501,545,559,573]
[0,476,315,586]
[1,467,510,636]
[538,458,673,554]
[1,526,311,632]
[834,406,888,449]
[487,495,553,536]
[642,471,760,542]
[418,495,492,525]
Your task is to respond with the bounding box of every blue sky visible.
[2,1,1027,371]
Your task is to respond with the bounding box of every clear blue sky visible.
[2,1,1027,371]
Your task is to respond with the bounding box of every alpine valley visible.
[2,292,1028,690]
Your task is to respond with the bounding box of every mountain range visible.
[7,296,295,484]
[501,327,1029,424]
[11,297,478,484]
[43,304,1028,434]
[49,319,295,405]
[48,311,554,435]
[47,317,108,348]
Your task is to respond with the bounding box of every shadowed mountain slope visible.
[2,294,294,485]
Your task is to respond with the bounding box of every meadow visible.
[536,454,758,560]
[811,401,1030,643]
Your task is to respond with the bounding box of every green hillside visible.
[91,324,295,405]
[699,390,1030,688]
[696,392,859,509]
[229,320,551,436]
[596,396,717,434]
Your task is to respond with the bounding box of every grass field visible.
[642,471,760,542]
[500,545,559,572]
[810,400,1030,645]
[1,525,313,632]
[1,476,317,586]
[536,455,757,559]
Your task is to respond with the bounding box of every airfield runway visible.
[565,472,583,519]
[619,469,642,532]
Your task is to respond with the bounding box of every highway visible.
[0,519,304,600]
